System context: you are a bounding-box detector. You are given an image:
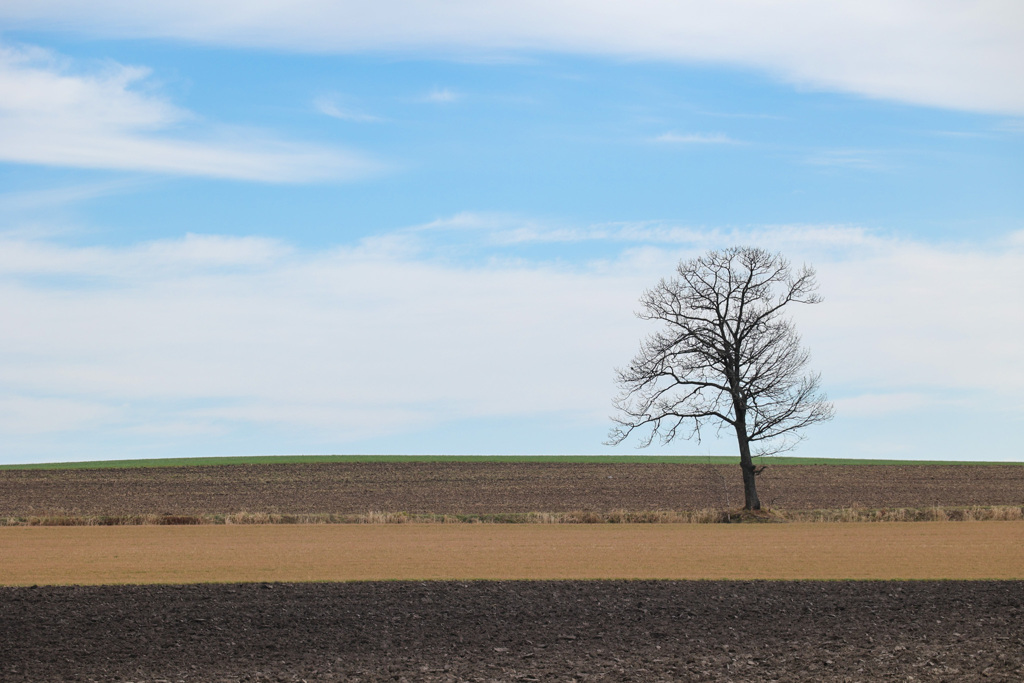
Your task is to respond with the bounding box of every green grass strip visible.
[1,454,1020,470]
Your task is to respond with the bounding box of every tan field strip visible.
[2,522,1023,585]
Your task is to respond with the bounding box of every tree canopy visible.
[609,246,833,509]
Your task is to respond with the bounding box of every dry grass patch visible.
[778,505,1024,523]
[3,505,1022,526]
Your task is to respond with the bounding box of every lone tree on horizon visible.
[608,246,834,510]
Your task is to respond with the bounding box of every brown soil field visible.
[3,580,1022,682]
[2,462,1023,518]
[3,522,1023,585]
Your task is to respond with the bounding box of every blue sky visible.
[0,1,1022,463]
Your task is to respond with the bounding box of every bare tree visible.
[608,246,834,510]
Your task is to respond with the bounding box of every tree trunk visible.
[734,420,761,510]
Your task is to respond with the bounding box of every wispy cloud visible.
[409,212,879,251]
[997,119,1024,133]
[654,132,740,145]
[0,179,143,212]
[0,233,288,277]
[925,130,987,139]
[313,94,381,122]
[411,212,701,246]
[420,87,461,103]
[2,1,1022,114]
[0,43,381,182]
[804,149,890,171]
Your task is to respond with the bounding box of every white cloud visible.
[0,396,120,434]
[392,217,1024,401]
[0,232,644,442]
[0,233,287,277]
[313,94,381,122]
[0,224,1021,454]
[1,1,1022,114]
[794,235,1024,397]
[0,180,141,212]
[655,132,739,145]
[0,44,379,181]
[408,213,880,250]
[832,392,943,417]
[420,87,461,103]
[996,119,1024,133]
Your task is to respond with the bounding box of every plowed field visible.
[3,581,1022,682]
[5,461,1024,682]
[2,461,1022,517]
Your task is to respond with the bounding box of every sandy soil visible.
[3,522,1023,585]
[2,462,1023,517]
[3,581,1022,682]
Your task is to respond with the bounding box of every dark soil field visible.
[3,461,1023,517]
[3,581,1023,682]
